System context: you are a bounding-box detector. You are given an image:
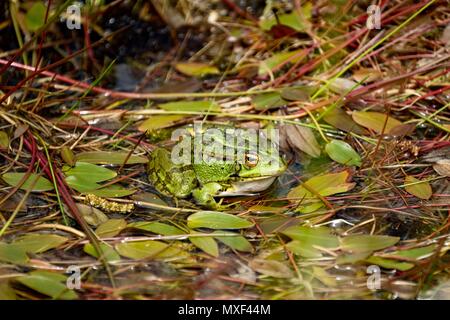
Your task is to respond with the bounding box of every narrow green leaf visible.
[115,241,183,260]
[352,111,402,134]
[63,162,117,183]
[129,222,186,236]
[365,256,414,271]
[325,140,362,166]
[213,231,253,252]
[95,219,127,238]
[404,176,432,200]
[12,234,68,253]
[25,2,46,32]
[17,271,77,300]
[2,172,54,192]
[249,259,294,278]
[189,234,219,257]
[252,92,286,110]
[0,243,29,264]
[341,235,399,253]
[187,211,254,230]
[174,62,219,77]
[138,115,187,132]
[84,243,121,263]
[75,151,148,165]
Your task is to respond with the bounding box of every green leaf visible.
[325,140,362,167]
[352,111,402,134]
[258,50,304,75]
[83,243,121,263]
[288,171,355,200]
[174,62,219,77]
[95,219,127,238]
[63,162,117,183]
[341,235,399,253]
[158,100,220,112]
[115,241,183,260]
[388,244,437,260]
[12,234,68,253]
[0,281,16,300]
[138,115,187,132]
[252,92,287,110]
[75,151,148,165]
[282,226,339,258]
[25,2,46,32]
[187,211,254,229]
[328,78,361,95]
[0,130,9,149]
[283,124,321,158]
[17,271,77,300]
[212,231,253,252]
[73,203,108,227]
[404,176,432,200]
[129,222,186,236]
[260,10,310,32]
[365,256,414,271]
[249,259,294,278]
[189,234,219,257]
[2,172,54,192]
[322,107,367,135]
[0,243,29,264]
[65,175,100,193]
[88,185,136,198]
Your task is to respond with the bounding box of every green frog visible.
[147,124,286,209]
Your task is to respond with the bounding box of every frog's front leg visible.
[192,182,223,209]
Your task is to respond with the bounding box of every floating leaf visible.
[174,62,219,77]
[88,185,136,198]
[258,50,304,75]
[404,176,432,200]
[63,162,117,183]
[387,245,437,260]
[341,235,399,253]
[158,101,220,112]
[84,243,121,262]
[187,211,254,229]
[2,172,54,192]
[288,170,355,200]
[75,151,148,165]
[0,131,9,149]
[72,203,108,227]
[328,78,362,95]
[60,147,75,166]
[25,2,46,32]
[280,87,311,101]
[129,221,185,236]
[322,107,367,134]
[95,219,127,238]
[115,241,183,260]
[65,175,100,193]
[138,115,187,132]
[0,243,29,264]
[12,234,68,253]
[249,259,294,278]
[213,231,252,252]
[17,271,77,300]
[260,10,310,32]
[189,234,219,257]
[352,111,402,134]
[336,252,372,264]
[325,140,362,167]
[282,226,339,258]
[365,256,414,271]
[283,124,321,158]
[252,92,286,110]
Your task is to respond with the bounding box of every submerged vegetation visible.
[0,0,449,300]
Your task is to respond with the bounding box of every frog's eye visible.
[244,153,259,168]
